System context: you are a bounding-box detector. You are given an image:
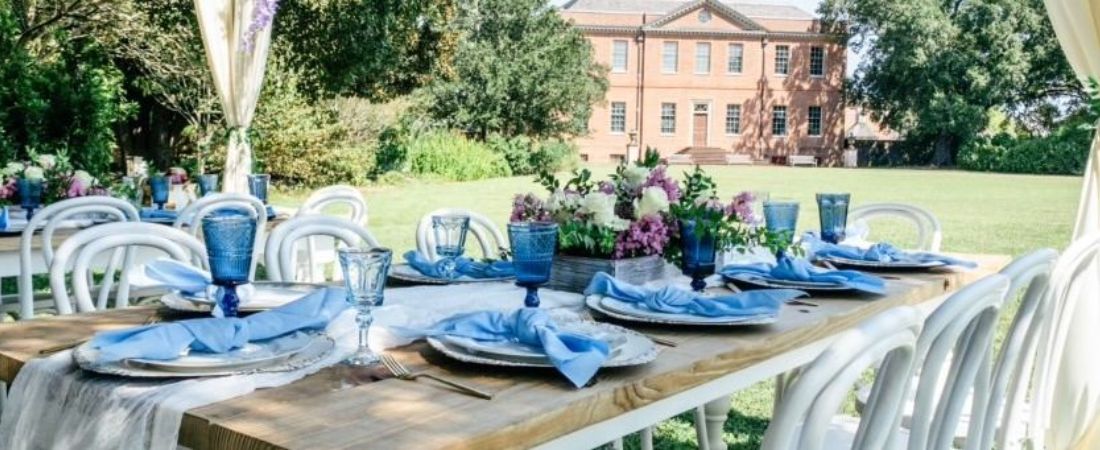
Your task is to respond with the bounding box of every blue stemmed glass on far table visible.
[432,215,471,279]
[202,213,257,318]
[198,174,219,197]
[508,222,558,307]
[816,193,851,244]
[338,247,392,366]
[150,175,170,210]
[680,219,718,292]
[248,174,270,203]
[764,200,800,248]
[17,178,43,220]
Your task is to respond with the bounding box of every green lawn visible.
[272,165,1083,450]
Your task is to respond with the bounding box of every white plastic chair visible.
[848,203,943,252]
[264,215,381,282]
[48,222,207,314]
[294,185,368,282]
[415,208,508,261]
[1027,233,1100,450]
[17,197,140,319]
[761,306,924,450]
[174,192,267,279]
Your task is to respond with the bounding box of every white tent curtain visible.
[1039,0,1100,448]
[194,0,274,194]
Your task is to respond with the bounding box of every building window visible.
[695,42,711,74]
[808,106,822,136]
[775,45,790,75]
[660,103,677,134]
[772,105,788,136]
[810,46,825,77]
[610,102,627,133]
[662,42,678,73]
[727,43,743,74]
[725,104,742,135]
[612,40,629,73]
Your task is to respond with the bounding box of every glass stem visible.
[220,285,240,317]
[356,309,373,354]
[524,286,540,308]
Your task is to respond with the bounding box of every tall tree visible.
[821,0,1080,165]
[423,0,609,140]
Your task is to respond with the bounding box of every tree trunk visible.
[931,133,955,167]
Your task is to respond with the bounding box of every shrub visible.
[406,131,512,181]
[959,122,1091,175]
[486,134,580,175]
[531,139,581,173]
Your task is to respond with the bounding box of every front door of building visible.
[693,102,709,147]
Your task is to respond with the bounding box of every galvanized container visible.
[547,254,673,293]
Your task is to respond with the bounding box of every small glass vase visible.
[201,213,257,317]
[816,193,851,244]
[679,219,717,292]
[432,215,471,279]
[18,179,43,220]
[508,222,559,307]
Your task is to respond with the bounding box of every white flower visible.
[635,186,670,219]
[23,167,44,180]
[73,170,95,186]
[621,165,650,189]
[581,192,629,231]
[2,162,24,177]
[546,190,581,212]
[36,154,56,170]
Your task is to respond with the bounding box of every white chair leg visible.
[640,426,654,450]
[694,406,712,450]
[703,395,731,450]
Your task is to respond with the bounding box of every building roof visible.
[561,0,815,20]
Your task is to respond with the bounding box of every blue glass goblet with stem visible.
[679,219,718,292]
[432,215,471,279]
[17,179,43,220]
[247,174,270,204]
[202,213,257,318]
[150,175,170,210]
[507,222,558,307]
[816,193,851,244]
[338,247,392,366]
[198,174,219,197]
[763,200,799,255]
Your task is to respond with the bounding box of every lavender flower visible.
[510,193,551,222]
[613,215,672,259]
[642,165,681,203]
[597,180,615,195]
[241,0,280,52]
[728,191,756,224]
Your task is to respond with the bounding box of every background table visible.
[0,255,1007,450]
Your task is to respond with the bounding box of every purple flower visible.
[511,193,551,222]
[241,0,281,52]
[728,191,756,224]
[597,181,616,195]
[641,165,681,203]
[613,215,672,259]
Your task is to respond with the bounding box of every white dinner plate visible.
[586,295,778,326]
[387,263,515,285]
[159,282,322,312]
[815,255,946,271]
[128,331,313,373]
[723,273,852,293]
[442,329,629,362]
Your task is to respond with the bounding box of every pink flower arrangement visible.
[168,167,188,185]
[613,214,671,259]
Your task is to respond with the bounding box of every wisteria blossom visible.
[67,170,96,198]
[614,214,671,258]
[241,0,281,52]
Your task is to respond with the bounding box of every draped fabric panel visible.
[194,0,274,193]
[1039,1,1100,448]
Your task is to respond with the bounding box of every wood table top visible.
[0,254,1009,450]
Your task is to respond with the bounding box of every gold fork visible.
[38,312,162,356]
[380,353,493,400]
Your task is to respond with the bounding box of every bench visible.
[725,154,754,165]
[788,155,818,167]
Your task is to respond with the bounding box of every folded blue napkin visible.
[89,287,348,363]
[143,259,210,295]
[719,255,886,295]
[392,308,608,388]
[140,208,178,222]
[584,272,806,318]
[805,234,976,268]
[403,250,515,279]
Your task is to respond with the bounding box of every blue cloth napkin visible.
[584,272,806,318]
[403,250,515,279]
[89,287,348,363]
[804,234,977,268]
[719,255,886,295]
[392,308,608,388]
[140,208,178,221]
[143,259,210,295]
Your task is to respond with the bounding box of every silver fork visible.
[380,353,494,400]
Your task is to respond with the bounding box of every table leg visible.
[703,395,731,450]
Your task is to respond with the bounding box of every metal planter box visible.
[547,254,671,293]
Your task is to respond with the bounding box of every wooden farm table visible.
[0,254,1009,450]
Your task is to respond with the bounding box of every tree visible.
[821,0,1081,165]
[422,0,609,140]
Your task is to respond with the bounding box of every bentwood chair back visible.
[848,203,943,252]
[415,208,508,261]
[761,306,923,450]
[264,215,380,282]
[294,185,368,282]
[18,196,139,319]
[174,193,266,279]
[49,222,207,314]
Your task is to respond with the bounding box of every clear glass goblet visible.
[432,215,470,279]
[339,247,393,366]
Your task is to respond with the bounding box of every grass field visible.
[271,165,1083,449]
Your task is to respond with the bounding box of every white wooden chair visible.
[847,203,943,252]
[48,222,207,314]
[174,193,267,279]
[264,215,381,282]
[760,306,923,450]
[294,185,368,282]
[17,197,140,319]
[415,208,507,261]
[1026,233,1100,450]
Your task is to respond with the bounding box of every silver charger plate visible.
[426,319,658,368]
[74,333,336,378]
[723,273,852,293]
[160,282,323,313]
[128,331,314,373]
[815,255,947,271]
[586,295,778,326]
[442,329,629,361]
[387,263,515,285]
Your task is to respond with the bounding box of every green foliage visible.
[422,0,608,140]
[403,131,511,181]
[486,134,580,175]
[958,125,1091,175]
[558,221,618,258]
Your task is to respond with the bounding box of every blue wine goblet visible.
[508,222,558,307]
[18,179,43,220]
[198,174,219,197]
[432,215,471,279]
[247,174,270,204]
[338,247,392,366]
[202,213,257,318]
[679,219,718,292]
[816,193,851,244]
[150,175,170,210]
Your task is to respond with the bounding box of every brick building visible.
[560,0,847,165]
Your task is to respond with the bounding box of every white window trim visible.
[726,43,744,75]
[807,106,823,137]
[609,102,627,135]
[662,42,679,74]
[660,103,677,136]
[775,45,790,78]
[611,40,629,74]
[724,104,742,136]
[695,42,711,75]
[810,46,826,79]
[772,106,789,138]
